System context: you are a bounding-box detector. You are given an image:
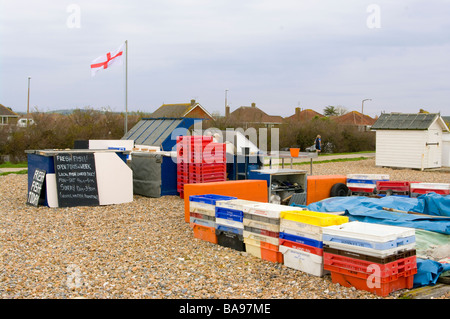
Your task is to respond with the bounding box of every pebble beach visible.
[1,158,449,300]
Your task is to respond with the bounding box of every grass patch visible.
[295,157,370,165]
[318,151,375,156]
[0,169,28,176]
[265,156,370,166]
[0,161,28,168]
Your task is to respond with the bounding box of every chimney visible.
[225,106,230,117]
[190,99,196,106]
[295,107,301,116]
[251,102,256,108]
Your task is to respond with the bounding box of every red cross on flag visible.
[90,43,125,77]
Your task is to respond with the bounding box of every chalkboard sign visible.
[27,168,46,207]
[54,153,99,207]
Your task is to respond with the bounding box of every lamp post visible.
[225,89,228,109]
[362,98,371,115]
[27,76,31,127]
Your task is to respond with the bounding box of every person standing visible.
[315,135,321,153]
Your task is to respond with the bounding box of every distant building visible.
[284,107,324,123]
[17,118,35,127]
[0,104,19,125]
[331,111,376,131]
[151,99,213,120]
[226,102,283,128]
[371,112,449,170]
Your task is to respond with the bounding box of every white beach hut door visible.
[426,129,441,168]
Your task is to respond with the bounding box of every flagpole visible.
[124,40,128,134]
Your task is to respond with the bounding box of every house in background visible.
[151,99,213,120]
[284,107,324,123]
[226,102,283,128]
[0,104,19,125]
[371,112,449,170]
[331,111,376,131]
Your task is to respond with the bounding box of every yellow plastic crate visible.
[279,210,348,227]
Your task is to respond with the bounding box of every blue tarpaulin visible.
[305,194,450,235]
[415,258,450,287]
[293,193,450,288]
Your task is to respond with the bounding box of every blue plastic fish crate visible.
[279,232,323,248]
[216,224,244,236]
[189,194,237,205]
[215,206,244,222]
[322,234,415,250]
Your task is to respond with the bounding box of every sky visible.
[0,0,449,119]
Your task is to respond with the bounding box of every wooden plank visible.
[400,283,450,299]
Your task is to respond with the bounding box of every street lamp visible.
[27,76,31,127]
[225,89,229,116]
[362,98,371,115]
[225,89,229,106]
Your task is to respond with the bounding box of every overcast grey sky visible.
[1,0,449,118]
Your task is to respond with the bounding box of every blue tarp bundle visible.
[293,193,450,288]
[305,193,450,235]
[414,258,450,287]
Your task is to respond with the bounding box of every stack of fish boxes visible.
[214,199,261,251]
[409,182,450,197]
[279,210,349,277]
[243,203,306,263]
[177,136,226,198]
[346,174,389,195]
[189,194,237,244]
[322,221,417,297]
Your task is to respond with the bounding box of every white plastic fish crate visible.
[409,182,450,196]
[243,218,280,233]
[280,224,322,241]
[190,201,216,217]
[279,244,328,277]
[280,218,324,235]
[323,242,416,259]
[346,174,389,193]
[322,233,415,250]
[245,203,306,219]
[215,199,262,212]
[322,222,415,252]
[215,217,244,230]
[322,222,415,243]
[243,230,279,246]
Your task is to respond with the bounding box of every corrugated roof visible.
[122,117,202,150]
[371,113,441,130]
[121,118,183,146]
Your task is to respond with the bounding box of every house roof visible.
[151,100,213,120]
[332,111,376,126]
[285,108,324,122]
[0,104,19,117]
[371,113,449,131]
[228,104,283,124]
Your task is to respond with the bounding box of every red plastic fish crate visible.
[375,181,414,195]
[244,226,279,238]
[326,264,416,297]
[324,263,417,284]
[177,135,213,144]
[323,252,417,277]
[279,238,323,256]
[189,172,227,183]
[189,163,226,174]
